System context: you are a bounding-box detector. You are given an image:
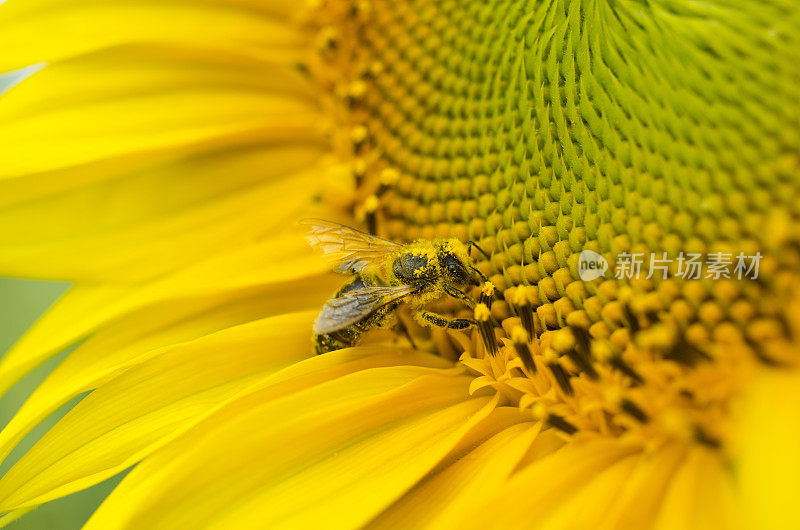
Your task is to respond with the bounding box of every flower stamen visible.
[532,403,578,436]
[620,398,650,424]
[510,326,536,374]
[543,347,574,396]
[506,286,540,340]
[474,303,498,357]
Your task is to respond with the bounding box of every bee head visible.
[438,241,479,286]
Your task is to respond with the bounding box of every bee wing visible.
[301,218,403,273]
[313,284,416,334]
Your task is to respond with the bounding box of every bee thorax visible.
[392,252,431,282]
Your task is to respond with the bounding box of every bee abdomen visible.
[314,333,350,354]
[313,301,400,354]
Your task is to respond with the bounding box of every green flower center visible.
[309,0,800,450]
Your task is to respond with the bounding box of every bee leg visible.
[419,310,476,330]
[443,284,476,308]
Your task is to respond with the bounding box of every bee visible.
[303,219,491,354]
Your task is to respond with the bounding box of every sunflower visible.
[1,0,800,528]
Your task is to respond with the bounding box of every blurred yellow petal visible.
[0,44,315,122]
[2,313,449,519]
[0,311,319,512]
[0,46,321,184]
[0,231,333,395]
[0,273,342,467]
[597,444,687,530]
[0,148,328,283]
[369,419,541,529]
[738,369,800,530]
[0,284,123,395]
[85,366,487,529]
[455,439,642,529]
[536,453,641,530]
[0,137,325,211]
[0,0,304,71]
[653,448,744,530]
[0,506,34,528]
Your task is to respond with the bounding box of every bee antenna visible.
[470,265,489,283]
[468,241,491,260]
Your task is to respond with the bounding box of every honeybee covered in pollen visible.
[302,219,492,354]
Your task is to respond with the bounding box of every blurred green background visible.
[0,279,126,529]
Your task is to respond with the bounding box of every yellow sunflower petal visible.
[594,444,687,530]
[0,232,333,395]
[0,45,321,184]
[537,455,641,530]
[454,439,642,529]
[0,42,333,291]
[0,0,304,72]
[0,44,314,121]
[0,284,125,395]
[0,273,343,466]
[738,368,800,530]
[0,164,334,281]
[0,311,319,512]
[653,447,744,530]
[0,506,34,528]
[85,366,488,529]
[562,443,685,530]
[368,420,541,529]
